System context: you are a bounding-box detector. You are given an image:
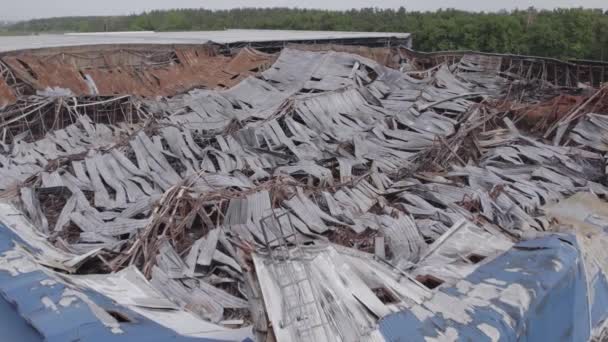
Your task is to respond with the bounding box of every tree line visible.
[4,7,608,60]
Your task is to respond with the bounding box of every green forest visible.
[3,7,608,60]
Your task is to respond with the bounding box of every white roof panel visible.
[0,29,411,53]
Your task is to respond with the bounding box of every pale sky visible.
[1,0,606,21]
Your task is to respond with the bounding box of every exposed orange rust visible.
[3,55,90,94]
[223,48,275,79]
[1,46,276,98]
[502,92,608,130]
[0,77,16,107]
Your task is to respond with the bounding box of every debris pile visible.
[0,42,607,341]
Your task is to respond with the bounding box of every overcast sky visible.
[2,0,607,21]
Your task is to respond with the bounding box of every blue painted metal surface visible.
[379,234,605,342]
[0,223,228,342]
[2,216,606,342]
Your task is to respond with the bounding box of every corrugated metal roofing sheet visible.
[2,46,275,98]
[0,38,607,342]
[0,30,411,53]
[378,234,596,341]
[0,222,242,342]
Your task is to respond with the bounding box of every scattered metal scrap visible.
[0,40,607,342]
[401,46,608,88]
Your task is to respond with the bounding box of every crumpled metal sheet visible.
[2,43,608,342]
[379,234,592,342]
[287,43,401,69]
[0,77,16,108]
[0,219,253,342]
[3,55,91,94]
[1,46,276,97]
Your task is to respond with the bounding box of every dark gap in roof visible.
[416,275,444,290]
[164,152,187,175]
[106,310,132,323]
[373,287,399,304]
[467,253,486,264]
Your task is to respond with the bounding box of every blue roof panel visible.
[379,234,595,342]
[0,223,228,342]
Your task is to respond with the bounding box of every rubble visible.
[0,38,607,342]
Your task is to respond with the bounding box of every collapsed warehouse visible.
[0,31,607,342]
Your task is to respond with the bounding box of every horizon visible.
[3,1,607,22]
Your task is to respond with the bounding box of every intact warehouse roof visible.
[0,29,411,53]
[0,33,607,342]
